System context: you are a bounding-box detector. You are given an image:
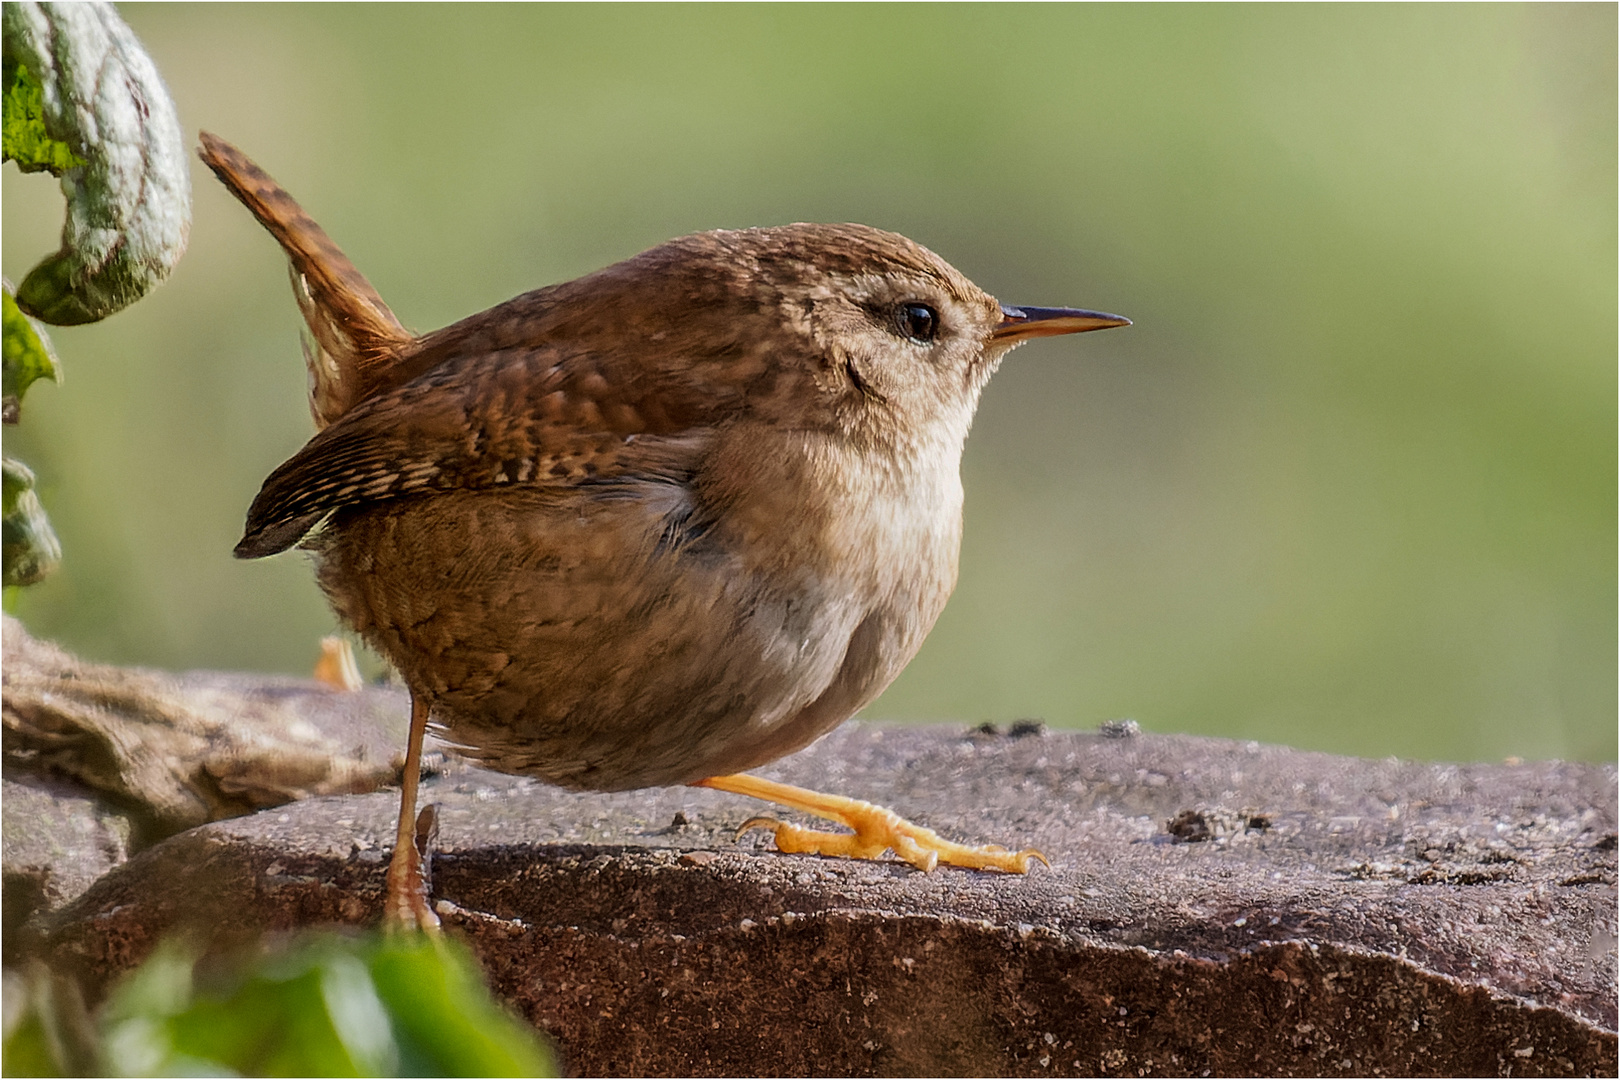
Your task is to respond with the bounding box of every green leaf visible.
[0,57,84,175]
[2,964,102,1077]
[369,935,557,1077]
[97,932,557,1078]
[3,283,60,424]
[2,457,60,588]
[0,1004,63,1077]
[3,2,191,325]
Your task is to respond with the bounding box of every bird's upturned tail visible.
[198,131,413,429]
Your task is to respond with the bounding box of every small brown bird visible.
[200,133,1128,932]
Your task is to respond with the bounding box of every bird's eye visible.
[895,302,938,344]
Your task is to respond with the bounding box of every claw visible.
[694,774,1049,874]
[736,815,784,840]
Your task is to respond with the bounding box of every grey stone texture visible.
[2,616,404,845]
[13,705,1617,1077]
[4,619,1615,1074]
[1,771,131,962]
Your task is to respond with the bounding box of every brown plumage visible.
[203,133,1128,929]
[199,132,412,427]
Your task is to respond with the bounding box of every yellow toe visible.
[698,774,1045,873]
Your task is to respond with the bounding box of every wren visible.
[200,132,1129,931]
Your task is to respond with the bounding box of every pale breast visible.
[675,423,967,772]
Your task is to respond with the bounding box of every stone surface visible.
[1,616,427,936]
[2,616,406,842]
[21,724,1617,1077]
[1,771,132,962]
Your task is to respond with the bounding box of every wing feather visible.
[236,341,733,558]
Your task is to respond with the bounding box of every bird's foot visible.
[313,635,363,691]
[694,773,1047,873]
[384,803,441,934]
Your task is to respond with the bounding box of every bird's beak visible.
[992,305,1131,342]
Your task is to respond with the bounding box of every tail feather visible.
[198,131,413,428]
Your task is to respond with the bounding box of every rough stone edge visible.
[25,824,1618,1078]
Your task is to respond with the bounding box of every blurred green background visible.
[3,4,1613,762]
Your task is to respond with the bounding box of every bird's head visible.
[578,224,1128,455]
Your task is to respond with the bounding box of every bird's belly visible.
[314,484,910,790]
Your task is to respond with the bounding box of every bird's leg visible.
[692,773,1047,873]
[384,691,440,933]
